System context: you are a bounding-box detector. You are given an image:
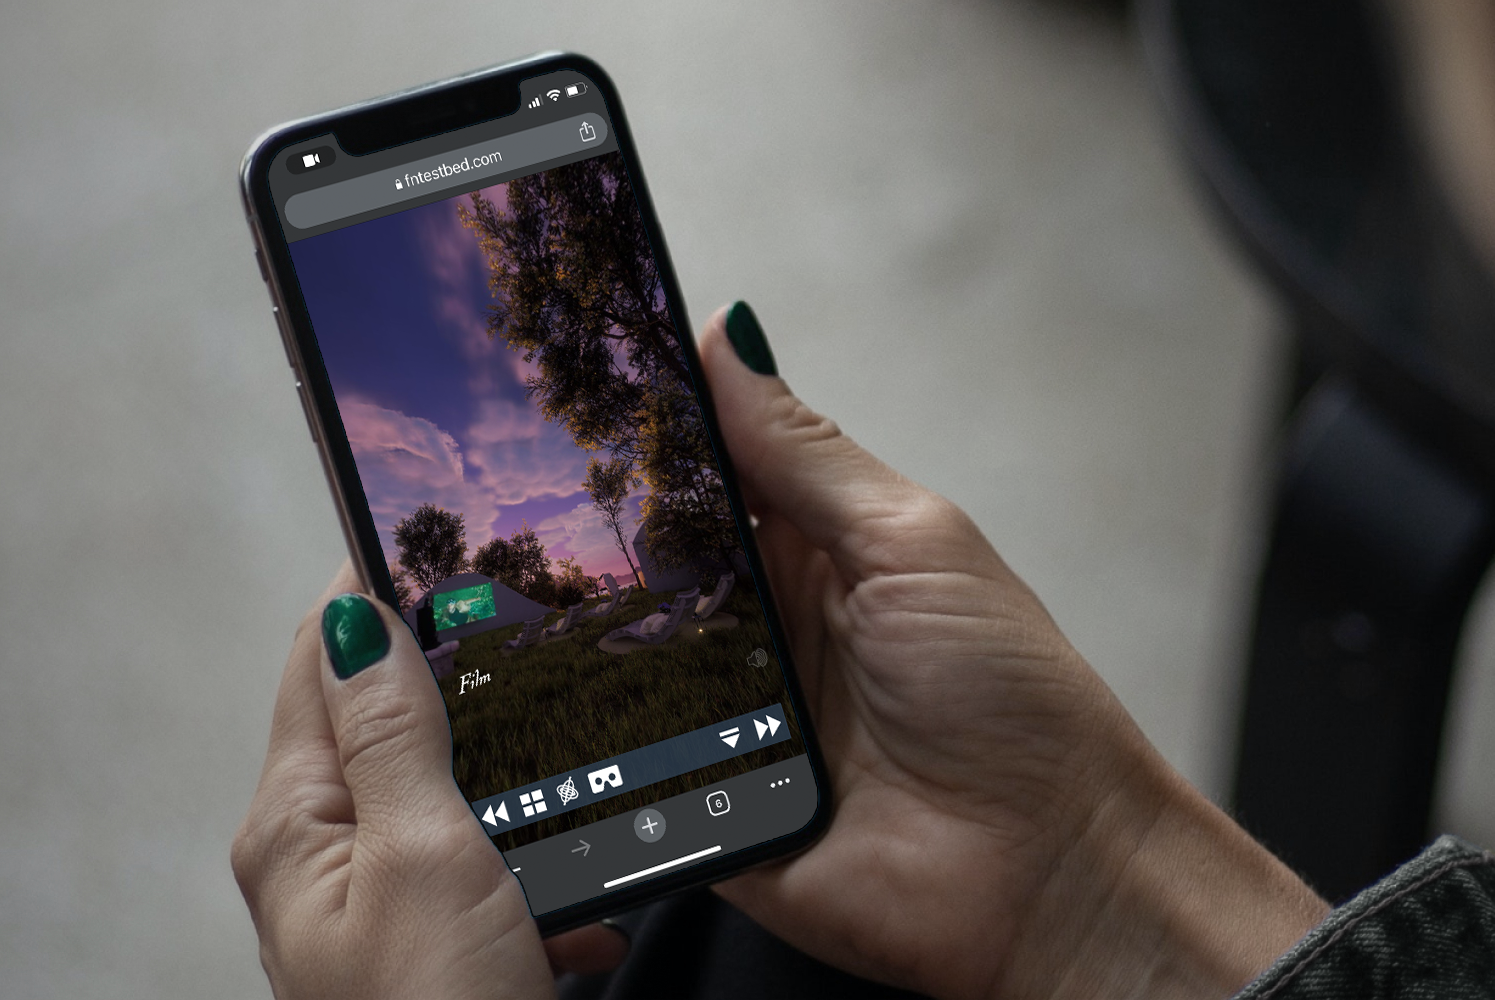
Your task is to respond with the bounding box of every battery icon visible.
[565,83,587,97]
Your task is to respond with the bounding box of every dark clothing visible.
[557,887,927,1000]
[560,836,1495,1000]
[1234,835,1495,999]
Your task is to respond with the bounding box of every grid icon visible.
[519,789,547,817]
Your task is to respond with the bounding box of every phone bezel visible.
[241,52,832,936]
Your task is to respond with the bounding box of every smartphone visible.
[240,53,829,934]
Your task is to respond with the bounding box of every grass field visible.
[436,585,803,850]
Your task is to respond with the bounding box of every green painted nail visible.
[725,301,777,376]
[322,593,391,679]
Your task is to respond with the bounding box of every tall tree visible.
[459,154,739,572]
[458,155,688,463]
[392,504,467,592]
[583,456,642,587]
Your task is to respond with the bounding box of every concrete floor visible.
[2,1,1492,997]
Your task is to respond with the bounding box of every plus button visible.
[633,808,667,843]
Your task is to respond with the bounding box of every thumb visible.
[312,591,553,998]
[317,591,476,841]
[700,302,939,580]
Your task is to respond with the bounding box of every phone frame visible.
[240,52,831,935]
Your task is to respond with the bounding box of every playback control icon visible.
[719,713,780,749]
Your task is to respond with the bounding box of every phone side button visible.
[254,247,271,283]
[270,306,298,368]
[294,378,320,443]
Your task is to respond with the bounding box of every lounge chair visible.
[604,588,700,646]
[424,639,461,678]
[693,573,735,620]
[586,573,621,617]
[586,586,621,618]
[587,582,636,619]
[543,601,587,638]
[502,616,547,650]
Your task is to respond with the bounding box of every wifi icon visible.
[547,89,562,101]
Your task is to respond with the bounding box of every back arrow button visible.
[571,840,591,857]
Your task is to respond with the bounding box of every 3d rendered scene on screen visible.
[290,154,793,827]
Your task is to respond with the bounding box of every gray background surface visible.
[3,1,1494,997]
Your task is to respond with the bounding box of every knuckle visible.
[229,823,262,895]
[231,805,301,910]
[771,393,842,444]
[231,762,339,902]
[290,605,324,657]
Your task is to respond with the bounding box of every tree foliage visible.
[554,556,589,609]
[583,455,642,586]
[458,155,685,462]
[459,153,739,573]
[392,504,467,592]
[636,386,738,571]
[389,562,414,614]
[471,522,555,605]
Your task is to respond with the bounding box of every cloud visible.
[340,398,501,559]
[531,493,645,582]
[415,184,536,393]
[346,184,642,573]
[341,393,605,561]
[461,397,595,521]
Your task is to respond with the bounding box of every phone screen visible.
[258,70,819,919]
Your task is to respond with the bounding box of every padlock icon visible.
[579,121,597,142]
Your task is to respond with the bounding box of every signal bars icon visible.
[527,95,543,109]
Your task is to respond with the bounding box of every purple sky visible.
[289,179,644,585]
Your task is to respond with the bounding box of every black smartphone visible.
[240,53,829,934]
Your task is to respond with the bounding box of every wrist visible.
[1008,726,1330,1000]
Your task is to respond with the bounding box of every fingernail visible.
[725,301,777,376]
[600,917,632,947]
[322,593,391,679]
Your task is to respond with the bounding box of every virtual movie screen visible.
[433,582,497,631]
[288,151,802,851]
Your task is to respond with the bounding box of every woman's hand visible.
[232,298,1329,1000]
[697,303,1329,1000]
[231,566,625,1000]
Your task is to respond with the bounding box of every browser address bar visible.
[283,113,611,230]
